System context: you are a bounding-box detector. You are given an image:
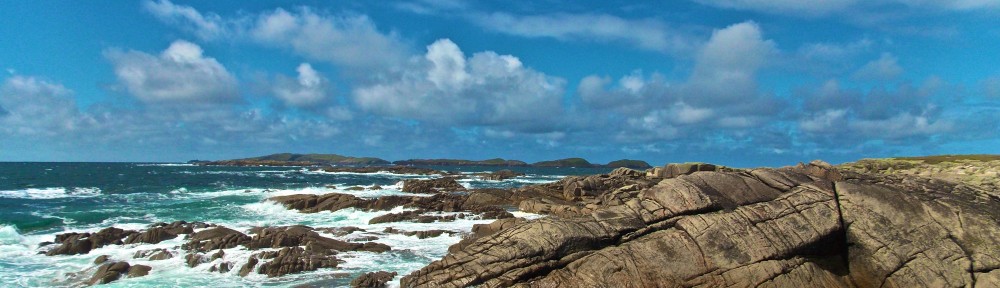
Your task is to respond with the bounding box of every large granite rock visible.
[254,247,341,278]
[401,177,465,193]
[400,162,1000,287]
[46,227,136,256]
[183,227,250,252]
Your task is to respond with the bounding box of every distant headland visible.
[190,153,652,169]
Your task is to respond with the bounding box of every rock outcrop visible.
[46,227,136,256]
[400,161,1000,287]
[401,177,465,193]
[88,261,150,285]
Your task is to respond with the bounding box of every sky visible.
[1,0,999,166]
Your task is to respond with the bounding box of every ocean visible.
[0,162,610,287]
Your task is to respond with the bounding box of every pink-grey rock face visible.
[400,162,1000,288]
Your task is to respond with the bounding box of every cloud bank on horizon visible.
[0,0,998,166]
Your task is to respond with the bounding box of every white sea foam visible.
[0,187,101,199]
[136,163,197,167]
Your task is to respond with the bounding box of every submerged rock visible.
[88,261,130,285]
[351,271,397,288]
[476,170,525,181]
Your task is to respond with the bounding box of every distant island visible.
[192,153,390,166]
[194,153,652,169]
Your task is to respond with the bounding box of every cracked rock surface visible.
[401,162,1000,287]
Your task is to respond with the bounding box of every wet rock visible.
[93,255,109,265]
[476,170,525,181]
[255,247,341,277]
[149,250,173,260]
[127,264,151,278]
[211,249,225,260]
[185,253,205,268]
[88,261,130,285]
[246,225,391,253]
[351,271,397,288]
[382,228,453,239]
[183,227,250,252]
[46,227,136,256]
[218,262,231,273]
[123,221,208,245]
[401,177,464,194]
[239,257,258,277]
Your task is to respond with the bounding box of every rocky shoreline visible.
[34,160,1000,287]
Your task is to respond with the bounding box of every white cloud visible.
[0,76,91,136]
[144,0,225,40]
[798,78,955,142]
[144,1,408,71]
[694,0,999,17]
[577,21,780,142]
[353,39,565,130]
[473,12,698,54]
[105,40,238,104]
[248,8,407,70]
[693,0,858,16]
[273,63,329,107]
[854,52,903,81]
[686,21,776,105]
[798,38,873,60]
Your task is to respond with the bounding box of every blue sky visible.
[1,0,999,166]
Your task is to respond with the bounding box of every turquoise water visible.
[0,163,607,287]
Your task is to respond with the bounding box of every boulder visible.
[401,177,465,194]
[254,247,341,277]
[124,221,211,245]
[88,261,130,285]
[351,271,398,288]
[183,227,250,252]
[46,227,136,256]
[93,255,109,265]
[239,257,258,277]
[127,264,151,278]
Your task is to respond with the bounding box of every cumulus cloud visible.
[578,21,781,143]
[472,12,698,54]
[353,39,565,131]
[797,79,953,143]
[105,40,238,104]
[685,21,776,106]
[0,76,91,136]
[144,1,408,71]
[853,53,903,81]
[248,8,407,70]
[273,63,329,108]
